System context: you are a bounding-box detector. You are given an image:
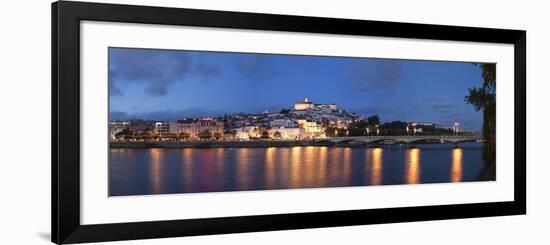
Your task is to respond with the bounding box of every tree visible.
[198,130,212,139]
[337,128,347,136]
[348,127,366,136]
[280,109,291,114]
[261,131,270,139]
[137,132,152,140]
[354,120,368,128]
[178,132,190,140]
[367,115,380,126]
[163,133,177,140]
[115,128,133,140]
[325,127,337,137]
[465,64,496,164]
[380,121,408,135]
[273,131,282,139]
[213,132,223,140]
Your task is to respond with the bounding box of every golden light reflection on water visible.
[265,147,276,189]
[328,147,342,185]
[405,148,421,184]
[110,143,484,196]
[182,148,194,191]
[215,148,225,180]
[303,146,317,187]
[450,148,463,182]
[149,148,163,193]
[278,148,291,189]
[342,147,352,185]
[237,148,250,189]
[317,147,328,187]
[290,147,302,188]
[370,148,383,185]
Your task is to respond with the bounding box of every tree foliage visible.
[178,132,190,139]
[465,64,496,111]
[279,109,291,114]
[325,127,337,137]
[115,128,133,137]
[198,130,212,139]
[465,63,496,164]
[366,115,380,126]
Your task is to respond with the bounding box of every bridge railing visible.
[323,134,482,140]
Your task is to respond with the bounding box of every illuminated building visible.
[235,126,260,140]
[269,119,295,128]
[154,122,174,134]
[174,118,224,139]
[294,97,336,111]
[269,127,305,140]
[297,119,325,138]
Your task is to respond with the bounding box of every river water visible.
[109,143,491,196]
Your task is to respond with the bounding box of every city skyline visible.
[109,47,487,130]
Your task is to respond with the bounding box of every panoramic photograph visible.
[108,47,496,197]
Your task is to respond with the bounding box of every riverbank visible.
[110,140,365,148]
[108,139,473,148]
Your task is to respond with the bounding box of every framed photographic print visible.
[52,1,526,244]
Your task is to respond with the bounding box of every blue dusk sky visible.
[109,47,488,130]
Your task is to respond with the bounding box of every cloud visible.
[341,60,401,93]
[109,48,225,96]
[427,100,463,125]
[109,69,123,96]
[109,48,194,96]
[236,54,280,80]
[193,63,222,82]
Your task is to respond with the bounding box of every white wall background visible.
[0,0,547,244]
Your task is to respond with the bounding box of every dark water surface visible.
[109,143,490,196]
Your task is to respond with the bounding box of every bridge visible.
[314,135,483,145]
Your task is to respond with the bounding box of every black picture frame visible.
[52,1,526,244]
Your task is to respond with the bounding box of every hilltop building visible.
[294,97,336,111]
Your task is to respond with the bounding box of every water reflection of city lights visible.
[342,147,352,185]
[182,148,193,191]
[405,148,421,184]
[303,146,316,187]
[150,148,163,193]
[318,147,328,186]
[237,148,250,189]
[290,147,302,188]
[371,148,383,185]
[265,147,276,189]
[450,148,463,182]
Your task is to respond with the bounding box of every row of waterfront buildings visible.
[109,98,469,141]
[109,98,356,141]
